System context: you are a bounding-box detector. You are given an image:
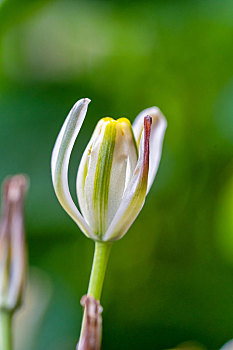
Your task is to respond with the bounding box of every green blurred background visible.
[0,0,233,349]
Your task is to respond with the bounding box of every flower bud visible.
[51,98,167,242]
[0,175,28,312]
[77,117,138,237]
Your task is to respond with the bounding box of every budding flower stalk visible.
[0,175,28,350]
[51,98,167,349]
[52,99,166,243]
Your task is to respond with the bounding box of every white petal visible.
[51,98,97,240]
[133,107,167,193]
[107,120,138,229]
[77,119,109,235]
[103,117,151,242]
[76,127,99,235]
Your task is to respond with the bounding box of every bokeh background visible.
[0,0,233,349]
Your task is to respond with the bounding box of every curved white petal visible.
[103,117,151,242]
[133,107,167,193]
[51,98,97,240]
[76,121,102,235]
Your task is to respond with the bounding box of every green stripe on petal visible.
[93,121,116,236]
[77,117,138,238]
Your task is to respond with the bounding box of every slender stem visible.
[87,241,112,300]
[0,310,13,350]
[78,241,112,347]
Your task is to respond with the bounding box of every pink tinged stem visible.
[76,295,103,350]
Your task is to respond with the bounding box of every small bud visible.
[0,175,28,312]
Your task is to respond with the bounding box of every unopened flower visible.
[0,175,28,312]
[51,98,166,241]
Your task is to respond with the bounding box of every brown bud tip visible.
[2,174,28,204]
[0,174,29,312]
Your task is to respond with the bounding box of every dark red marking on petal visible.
[142,116,152,180]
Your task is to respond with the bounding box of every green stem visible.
[0,311,13,350]
[87,241,112,300]
[79,241,112,346]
